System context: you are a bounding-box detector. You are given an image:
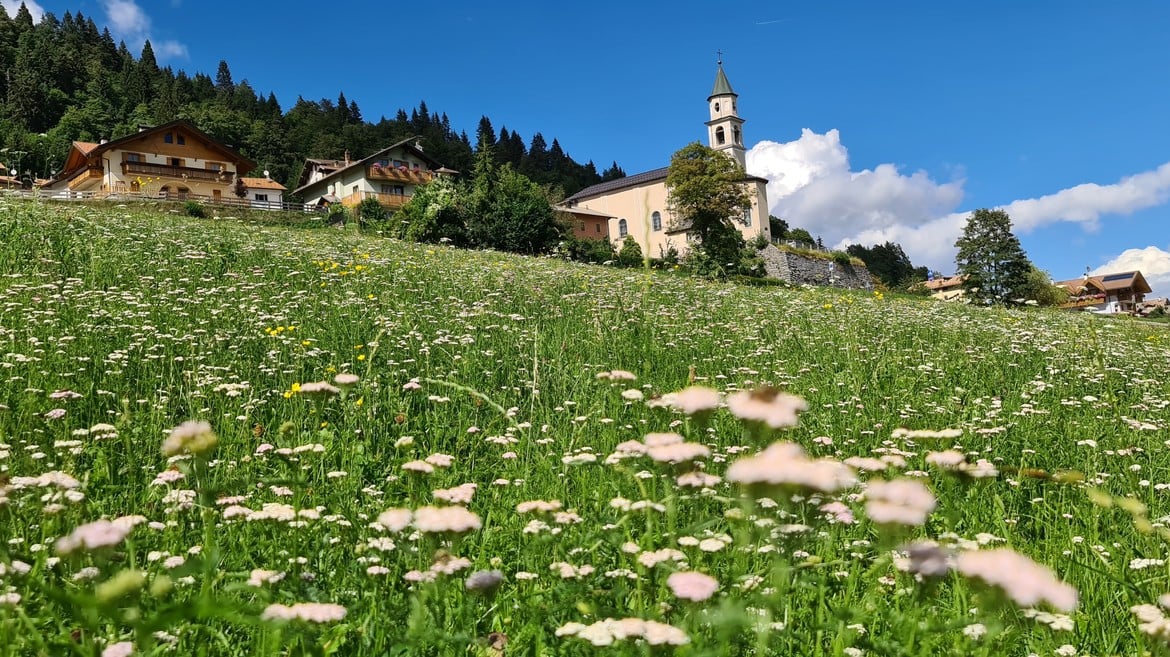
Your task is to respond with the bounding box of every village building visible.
[291,138,456,210]
[559,62,770,258]
[238,175,287,209]
[1055,270,1151,314]
[44,120,255,200]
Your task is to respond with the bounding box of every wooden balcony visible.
[122,161,234,184]
[67,167,103,190]
[341,190,410,209]
[366,166,432,184]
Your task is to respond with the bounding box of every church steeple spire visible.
[706,58,746,168]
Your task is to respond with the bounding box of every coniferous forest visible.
[0,5,626,196]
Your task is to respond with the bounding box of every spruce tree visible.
[954,208,1033,305]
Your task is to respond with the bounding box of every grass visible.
[0,198,1169,656]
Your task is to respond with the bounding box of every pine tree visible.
[954,208,1033,305]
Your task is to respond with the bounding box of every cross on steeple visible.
[716,49,723,65]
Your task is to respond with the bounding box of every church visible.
[560,62,771,258]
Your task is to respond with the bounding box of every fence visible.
[0,187,320,214]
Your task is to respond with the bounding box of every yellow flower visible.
[291,383,302,392]
[354,397,364,407]
[823,303,833,309]
[357,354,366,361]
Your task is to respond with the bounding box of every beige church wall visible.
[577,178,770,259]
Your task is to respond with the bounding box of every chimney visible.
[344,150,350,166]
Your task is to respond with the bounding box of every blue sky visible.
[12,1,1170,294]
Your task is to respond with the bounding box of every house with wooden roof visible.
[1055,270,1151,314]
[44,120,255,201]
[554,204,614,241]
[291,138,456,210]
[561,62,770,258]
[921,274,968,301]
[238,176,287,209]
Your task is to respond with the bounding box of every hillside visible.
[1,198,1168,656]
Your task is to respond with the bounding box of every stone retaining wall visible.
[760,245,873,291]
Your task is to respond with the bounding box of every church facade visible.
[560,63,771,258]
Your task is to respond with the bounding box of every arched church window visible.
[618,218,628,238]
[734,126,742,145]
[714,101,720,112]
[651,211,662,231]
[715,127,725,145]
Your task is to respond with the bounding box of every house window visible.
[164,133,173,144]
[178,135,185,145]
[254,194,268,202]
[715,127,725,145]
[595,223,600,233]
[651,211,662,231]
[618,219,628,238]
[394,185,404,195]
[742,206,752,226]
[170,158,183,167]
[380,184,394,194]
[126,152,143,163]
[393,160,407,169]
[206,162,222,172]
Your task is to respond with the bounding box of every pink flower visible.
[102,642,134,657]
[726,442,857,493]
[667,571,719,601]
[956,548,1078,612]
[669,386,722,415]
[412,505,482,533]
[261,602,347,623]
[864,479,936,526]
[726,388,807,429]
[56,518,136,554]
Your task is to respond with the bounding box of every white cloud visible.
[100,0,188,61]
[103,0,149,35]
[748,130,1170,273]
[1,1,45,21]
[154,39,188,59]
[1091,246,1170,298]
[747,129,965,257]
[1004,163,1170,232]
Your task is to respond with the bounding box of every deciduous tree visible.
[665,142,752,276]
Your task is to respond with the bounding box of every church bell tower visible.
[706,57,747,169]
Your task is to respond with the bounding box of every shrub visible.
[617,236,644,268]
[356,197,388,227]
[831,251,853,267]
[184,201,207,218]
[563,236,615,264]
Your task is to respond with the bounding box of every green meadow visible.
[1,199,1169,657]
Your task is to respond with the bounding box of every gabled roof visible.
[554,205,615,219]
[709,63,737,99]
[239,177,286,191]
[923,275,966,291]
[565,167,671,203]
[565,165,769,205]
[1057,271,1151,295]
[48,121,255,186]
[291,138,448,196]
